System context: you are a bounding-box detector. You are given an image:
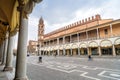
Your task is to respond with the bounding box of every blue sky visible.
[14,0,120,48]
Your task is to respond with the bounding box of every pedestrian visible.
[38,56,42,63]
[88,55,92,61]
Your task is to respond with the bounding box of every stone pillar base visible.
[3,67,13,71]
[14,77,28,80]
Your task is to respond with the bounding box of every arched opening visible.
[64,45,71,56]
[114,38,120,55]
[100,40,112,55]
[89,41,98,55]
[71,44,78,56]
[59,45,64,56]
[79,43,88,55]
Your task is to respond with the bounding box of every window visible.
[104,29,108,35]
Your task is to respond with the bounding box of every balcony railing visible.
[43,34,120,47]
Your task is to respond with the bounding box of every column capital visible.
[17,0,42,19]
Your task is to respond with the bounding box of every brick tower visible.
[38,17,44,55]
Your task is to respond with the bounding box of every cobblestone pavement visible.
[27,56,120,80]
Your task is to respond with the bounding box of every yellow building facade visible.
[38,14,120,56]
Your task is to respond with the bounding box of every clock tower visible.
[38,17,44,47]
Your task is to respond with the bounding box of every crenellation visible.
[44,14,102,36]
[79,20,81,25]
[77,21,79,25]
[92,16,94,21]
[85,18,87,23]
[88,17,91,21]
[74,22,77,26]
[95,14,101,20]
[82,19,85,24]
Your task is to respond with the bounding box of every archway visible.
[100,40,112,55]
[59,45,64,56]
[79,43,87,55]
[89,41,98,55]
[114,38,120,55]
[71,44,78,56]
[64,44,71,56]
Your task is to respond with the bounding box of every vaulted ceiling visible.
[0,0,19,44]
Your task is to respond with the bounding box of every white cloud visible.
[45,0,120,34]
[28,16,39,41]
[28,0,120,42]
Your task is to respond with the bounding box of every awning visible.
[101,40,112,47]
[89,41,98,47]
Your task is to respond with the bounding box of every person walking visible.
[38,56,42,63]
[88,55,92,61]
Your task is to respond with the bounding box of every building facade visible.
[28,40,38,55]
[38,14,120,56]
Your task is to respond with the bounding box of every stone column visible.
[70,35,72,43]
[87,48,90,55]
[97,28,99,39]
[57,38,59,56]
[14,0,42,79]
[98,46,102,56]
[63,48,65,56]
[0,44,2,61]
[86,31,88,39]
[89,48,92,55]
[110,24,113,37]
[70,48,72,56]
[77,33,79,42]
[14,18,28,80]
[78,47,80,55]
[57,38,59,45]
[3,35,14,71]
[0,42,4,62]
[57,49,59,56]
[63,36,65,44]
[112,45,116,56]
[1,33,9,65]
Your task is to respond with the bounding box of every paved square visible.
[27,56,120,80]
